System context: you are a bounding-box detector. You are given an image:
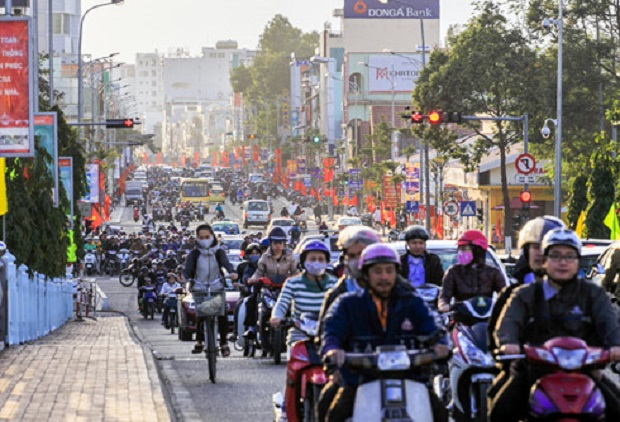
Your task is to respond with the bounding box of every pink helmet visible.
[457,230,488,251]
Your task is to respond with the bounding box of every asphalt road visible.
[98,199,296,422]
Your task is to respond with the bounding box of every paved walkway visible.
[0,317,169,421]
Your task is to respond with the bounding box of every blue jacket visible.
[321,284,441,385]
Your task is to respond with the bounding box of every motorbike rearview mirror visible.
[595,263,605,275]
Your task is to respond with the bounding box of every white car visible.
[336,216,363,231]
[220,235,245,270]
[266,218,297,238]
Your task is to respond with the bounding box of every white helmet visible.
[518,216,565,249]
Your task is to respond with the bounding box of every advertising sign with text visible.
[0,17,33,157]
[84,163,99,204]
[34,112,58,207]
[367,54,424,92]
[344,0,439,19]
[58,157,74,226]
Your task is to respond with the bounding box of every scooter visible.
[272,313,326,422]
[140,285,157,319]
[388,228,401,242]
[435,296,496,422]
[497,336,618,421]
[327,344,446,421]
[256,277,287,363]
[84,249,97,276]
[118,248,130,271]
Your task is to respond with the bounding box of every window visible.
[52,14,71,35]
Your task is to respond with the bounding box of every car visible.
[586,242,619,288]
[335,216,363,231]
[293,232,341,265]
[242,200,272,229]
[392,239,510,285]
[208,184,225,203]
[266,218,297,238]
[177,284,239,341]
[220,235,245,269]
[212,220,241,236]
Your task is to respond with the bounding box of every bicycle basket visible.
[193,292,225,317]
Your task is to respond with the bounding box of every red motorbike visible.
[498,337,617,421]
[272,313,326,422]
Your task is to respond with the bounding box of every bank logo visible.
[353,0,368,14]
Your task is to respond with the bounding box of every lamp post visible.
[77,0,124,125]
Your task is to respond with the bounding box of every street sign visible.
[406,201,419,213]
[444,200,459,217]
[460,201,477,217]
[515,153,536,175]
[349,168,361,176]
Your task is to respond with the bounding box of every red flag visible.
[350,195,358,207]
[242,147,247,166]
[332,194,338,206]
[90,205,104,229]
[156,152,162,164]
[194,151,200,166]
[252,145,259,162]
[143,152,148,164]
[212,151,218,166]
[435,214,444,240]
[495,212,503,243]
[342,196,349,206]
[180,156,186,167]
[300,184,307,196]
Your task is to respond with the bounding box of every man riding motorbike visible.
[399,225,444,287]
[490,228,620,422]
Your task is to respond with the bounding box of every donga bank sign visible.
[344,0,440,19]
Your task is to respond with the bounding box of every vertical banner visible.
[84,163,99,204]
[34,112,58,207]
[58,157,74,227]
[0,17,34,157]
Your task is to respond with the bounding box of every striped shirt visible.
[273,273,336,345]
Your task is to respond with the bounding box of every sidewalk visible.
[0,317,169,421]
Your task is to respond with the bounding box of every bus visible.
[179,178,211,209]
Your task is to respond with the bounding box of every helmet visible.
[268,227,287,242]
[541,228,582,257]
[359,244,400,271]
[457,230,488,251]
[518,216,565,249]
[403,225,430,242]
[245,243,262,256]
[300,240,330,265]
[259,237,270,250]
[336,226,381,251]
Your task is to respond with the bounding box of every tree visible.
[566,175,588,230]
[413,1,547,241]
[584,135,615,238]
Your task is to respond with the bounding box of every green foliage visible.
[566,175,587,229]
[584,135,615,238]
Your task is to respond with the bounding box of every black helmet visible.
[404,225,429,242]
[245,243,262,256]
[268,227,287,242]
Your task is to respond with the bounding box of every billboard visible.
[84,163,99,204]
[367,54,423,92]
[34,112,58,207]
[58,157,74,226]
[344,0,439,20]
[0,17,33,157]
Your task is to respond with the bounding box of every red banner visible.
[180,155,186,167]
[156,152,162,164]
[193,151,200,166]
[252,145,259,162]
[241,147,247,166]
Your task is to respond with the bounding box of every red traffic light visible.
[428,110,442,125]
[106,118,136,129]
[519,191,532,203]
[411,111,424,124]
[123,119,134,128]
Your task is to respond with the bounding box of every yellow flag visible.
[603,203,620,240]
[575,210,586,238]
[0,158,8,216]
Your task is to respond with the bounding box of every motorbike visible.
[327,343,447,422]
[272,313,326,422]
[140,285,157,319]
[388,228,401,242]
[497,336,618,421]
[435,296,496,422]
[117,248,130,271]
[119,261,141,287]
[256,277,287,363]
[84,249,97,276]
[104,250,119,275]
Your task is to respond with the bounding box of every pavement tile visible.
[0,317,169,421]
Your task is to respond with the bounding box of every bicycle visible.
[75,278,99,320]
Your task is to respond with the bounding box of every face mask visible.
[197,238,213,249]
[457,250,474,265]
[305,261,327,277]
[248,255,260,264]
[346,259,361,279]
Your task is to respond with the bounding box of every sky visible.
[84,0,476,63]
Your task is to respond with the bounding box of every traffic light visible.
[444,112,462,124]
[476,207,483,223]
[428,110,442,125]
[411,111,424,124]
[511,214,521,231]
[106,118,135,129]
[312,135,321,143]
[520,190,532,210]
[247,134,256,140]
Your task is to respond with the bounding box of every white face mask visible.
[305,261,327,277]
[197,238,213,249]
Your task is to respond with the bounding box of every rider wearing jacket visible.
[490,228,620,422]
[399,225,444,287]
[438,230,505,312]
[321,244,449,422]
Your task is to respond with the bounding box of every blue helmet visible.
[268,226,287,242]
[300,240,330,266]
[259,237,270,250]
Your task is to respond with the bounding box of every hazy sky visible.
[83,0,476,63]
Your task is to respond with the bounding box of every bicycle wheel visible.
[205,318,217,383]
[119,272,135,287]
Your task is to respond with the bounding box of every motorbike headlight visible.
[457,332,494,367]
[377,350,411,371]
[552,347,586,370]
[299,318,318,337]
[584,350,603,366]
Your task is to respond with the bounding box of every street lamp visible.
[541,1,563,218]
[77,0,124,125]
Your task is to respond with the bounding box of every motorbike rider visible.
[321,244,450,422]
[315,226,382,421]
[159,273,182,329]
[214,203,225,220]
[280,206,290,217]
[490,228,620,422]
[438,230,505,313]
[183,223,238,357]
[399,225,444,287]
[246,227,299,341]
